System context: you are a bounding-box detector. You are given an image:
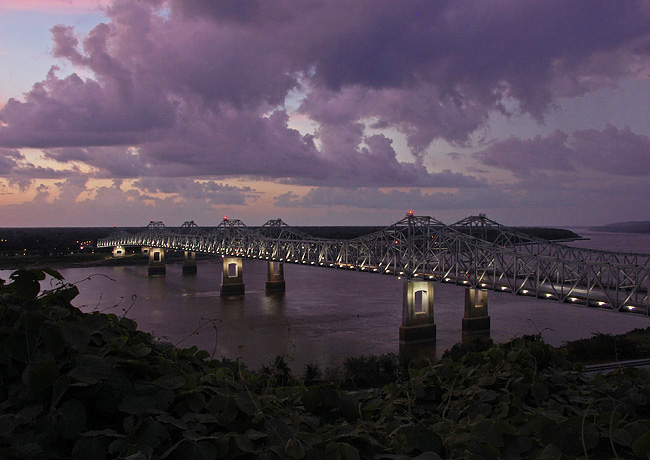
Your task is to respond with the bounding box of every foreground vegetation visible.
[2,270,650,459]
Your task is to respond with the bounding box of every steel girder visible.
[97,214,650,315]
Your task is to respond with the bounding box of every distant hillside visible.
[590,221,650,234]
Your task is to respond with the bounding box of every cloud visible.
[475,129,574,177]
[132,177,258,205]
[572,125,650,176]
[475,125,650,177]
[1,0,649,193]
[275,186,513,211]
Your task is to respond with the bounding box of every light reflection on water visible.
[2,230,650,371]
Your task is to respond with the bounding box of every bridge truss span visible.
[97,214,650,315]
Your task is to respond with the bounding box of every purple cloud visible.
[0,0,649,192]
[475,130,574,177]
[275,186,515,211]
[572,125,650,176]
[475,125,650,177]
[133,177,258,205]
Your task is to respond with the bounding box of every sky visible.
[2,0,650,227]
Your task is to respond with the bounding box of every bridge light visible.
[597,301,606,306]
[569,297,577,302]
[627,305,636,310]
[224,216,228,220]
[501,286,508,291]
[521,289,529,294]
[545,293,553,298]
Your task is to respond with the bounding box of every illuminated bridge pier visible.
[148,248,166,276]
[400,280,436,344]
[266,261,286,293]
[463,288,490,334]
[221,257,245,296]
[183,251,197,275]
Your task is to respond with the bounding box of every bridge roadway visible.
[97,213,650,343]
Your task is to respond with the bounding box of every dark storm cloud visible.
[1,0,650,186]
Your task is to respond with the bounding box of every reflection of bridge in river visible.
[97,213,650,344]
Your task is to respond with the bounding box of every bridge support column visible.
[183,251,197,275]
[148,248,166,276]
[221,257,245,296]
[462,288,490,334]
[141,246,150,257]
[266,261,285,293]
[399,280,436,344]
[112,246,125,257]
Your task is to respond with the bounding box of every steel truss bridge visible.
[97,213,650,316]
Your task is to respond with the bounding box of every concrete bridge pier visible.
[183,251,197,275]
[221,257,245,296]
[148,248,166,276]
[399,280,436,344]
[266,261,285,293]
[462,288,490,334]
[141,246,150,256]
[112,246,125,257]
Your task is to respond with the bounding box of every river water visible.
[4,228,650,371]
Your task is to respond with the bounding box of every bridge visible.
[97,212,650,343]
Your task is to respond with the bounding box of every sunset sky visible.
[2,0,650,227]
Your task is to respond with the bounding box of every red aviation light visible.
[408,210,414,216]
[224,216,228,220]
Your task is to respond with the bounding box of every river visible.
[3,228,650,371]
